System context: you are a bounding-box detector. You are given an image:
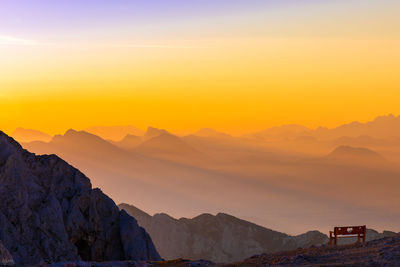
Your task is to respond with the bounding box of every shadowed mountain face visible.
[119,203,329,263]
[0,131,161,265]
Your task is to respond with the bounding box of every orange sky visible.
[1,1,399,135]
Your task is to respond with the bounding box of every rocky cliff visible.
[0,131,161,265]
[118,203,328,263]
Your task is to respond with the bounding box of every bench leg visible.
[357,234,360,244]
[334,235,337,245]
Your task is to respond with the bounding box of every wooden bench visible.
[329,225,366,245]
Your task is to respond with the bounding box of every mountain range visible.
[247,114,400,141]
[15,114,400,234]
[84,125,144,141]
[11,128,52,143]
[1,128,399,265]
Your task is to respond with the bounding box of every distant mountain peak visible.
[64,128,79,135]
[327,145,386,163]
[84,125,144,141]
[135,131,201,158]
[194,128,231,138]
[372,113,398,123]
[54,129,106,143]
[144,127,169,140]
[112,134,143,150]
[11,128,52,143]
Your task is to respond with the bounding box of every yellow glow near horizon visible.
[1,0,400,136]
[1,36,400,136]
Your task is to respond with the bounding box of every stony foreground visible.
[13,235,399,266]
[222,234,400,266]
[39,259,214,267]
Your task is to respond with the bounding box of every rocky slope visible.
[0,131,161,265]
[221,234,400,266]
[118,204,328,263]
[36,235,400,266]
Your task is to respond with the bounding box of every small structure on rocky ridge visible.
[329,225,366,245]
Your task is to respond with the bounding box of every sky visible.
[0,0,399,135]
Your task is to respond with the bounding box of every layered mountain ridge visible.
[119,203,329,263]
[120,203,399,263]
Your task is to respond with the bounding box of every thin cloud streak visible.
[0,35,42,46]
[0,35,208,48]
[98,43,210,49]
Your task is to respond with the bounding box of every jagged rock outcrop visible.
[118,204,329,263]
[0,131,161,265]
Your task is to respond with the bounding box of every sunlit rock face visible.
[0,131,161,265]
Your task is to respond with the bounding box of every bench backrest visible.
[334,225,366,235]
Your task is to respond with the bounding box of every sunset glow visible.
[1,0,399,135]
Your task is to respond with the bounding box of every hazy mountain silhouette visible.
[11,127,52,143]
[314,114,400,140]
[118,203,328,262]
[326,146,386,163]
[112,134,143,150]
[84,125,144,141]
[246,124,312,141]
[134,132,203,162]
[245,114,400,141]
[143,127,169,140]
[242,114,400,161]
[51,129,127,158]
[194,128,232,139]
[332,135,393,147]
[21,121,400,234]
